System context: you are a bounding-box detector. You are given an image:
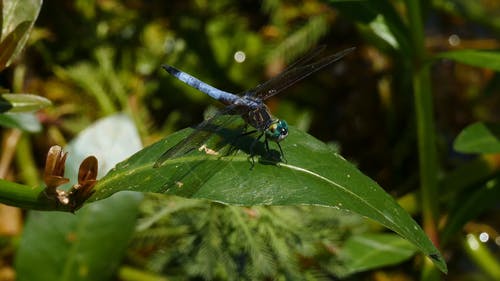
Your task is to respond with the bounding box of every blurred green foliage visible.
[1,0,500,280]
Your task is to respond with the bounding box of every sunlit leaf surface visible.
[93,117,447,273]
[0,93,52,113]
[438,50,500,71]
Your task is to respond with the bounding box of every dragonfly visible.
[154,46,355,168]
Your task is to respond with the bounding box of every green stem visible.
[406,0,442,278]
[413,65,439,241]
[0,178,46,209]
[0,178,76,212]
[406,0,439,244]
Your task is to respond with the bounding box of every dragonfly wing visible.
[248,47,355,101]
[274,45,327,74]
[152,107,249,197]
[154,105,241,167]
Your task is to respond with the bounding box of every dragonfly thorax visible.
[237,94,263,108]
[265,119,288,143]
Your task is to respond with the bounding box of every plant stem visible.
[0,178,79,212]
[413,64,439,243]
[405,0,442,278]
[0,178,46,210]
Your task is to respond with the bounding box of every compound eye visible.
[281,127,288,136]
[276,120,288,141]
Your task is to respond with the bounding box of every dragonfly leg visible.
[264,136,286,163]
[241,129,257,137]
[276,142,287,163]
[248,132,264,168]
[242,129,286,166]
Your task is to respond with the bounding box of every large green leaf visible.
[454,122,500,153]
[93,117,447,273]
[0,0,42,70]
[437,50,500,71]
[15,192,142,281]
[15,114,144,281]
[339,233,418,277]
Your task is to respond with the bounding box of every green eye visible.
[266,120,288,142]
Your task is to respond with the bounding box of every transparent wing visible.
[274,45,327,74]
[152,112,251,197]
[154,105,241,167]
[247,47,355,101]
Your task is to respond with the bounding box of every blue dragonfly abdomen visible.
[163,64,274,133]
[162,65,240,106]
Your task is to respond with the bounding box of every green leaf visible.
[0,21,30,71]
[0,0,42,70]
[368,14,399,50]
[441,176,500,244]
[328,0,412,55]
[454,122,500,153]
[15,192,142,281]
[0,112,41,132]
[93,117,447,273]
[339,233,418,276]
[0,93,52,113]
[15,114,144,281]
[437,50,500,71]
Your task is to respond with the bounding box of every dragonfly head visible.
[266,119,288,142]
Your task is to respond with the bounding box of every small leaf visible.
[454,122,500,153]
[0,112,41,132]
[94,117,447,273]
[437,50,500,71]
[0,0,42,69]
[339,233,418,276]
[369,15,399,49]
[0,21,30,71]
[0,93,52,113]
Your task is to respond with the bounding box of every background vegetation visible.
[0,0,499,280]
